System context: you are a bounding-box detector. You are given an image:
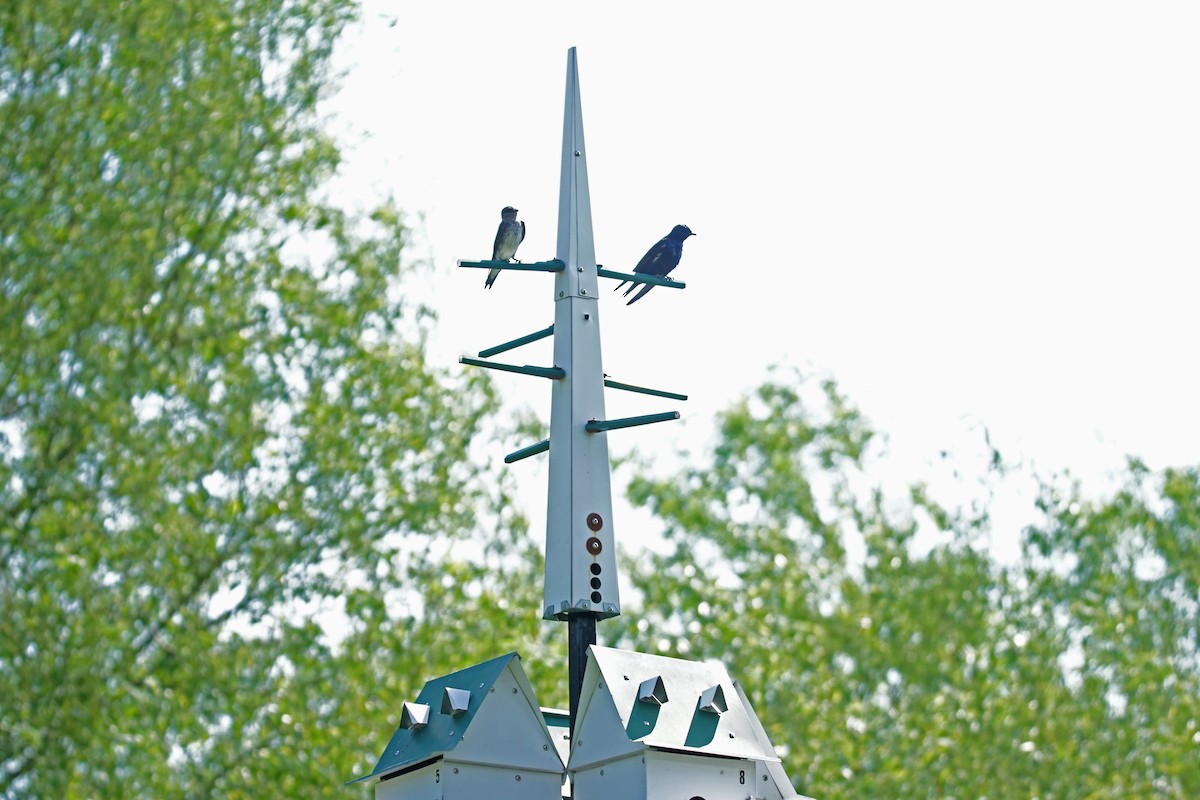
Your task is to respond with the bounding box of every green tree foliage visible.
[0,1,559,796]
[616,371,1199,798]
[1021,464,1200,797]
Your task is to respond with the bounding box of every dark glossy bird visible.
[485,206,525,289]
[614,224,694,305]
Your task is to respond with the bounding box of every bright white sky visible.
[325,2,1200,556]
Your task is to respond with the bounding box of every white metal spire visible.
[543,47,620,622]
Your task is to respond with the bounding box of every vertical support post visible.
[542,47,621,734]
[568,614,597,733]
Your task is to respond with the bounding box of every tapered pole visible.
[542,48,620,734]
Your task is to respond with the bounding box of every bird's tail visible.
[626,285,653,305]
[613,280,628,292]
[485,269,499,289]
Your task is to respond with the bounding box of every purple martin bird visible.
[614,224,694,305]
[485,206,525,289]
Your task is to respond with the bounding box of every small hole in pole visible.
[590,563,601,575]
[590,591,602,603]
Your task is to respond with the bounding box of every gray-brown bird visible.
[485,206,525,289]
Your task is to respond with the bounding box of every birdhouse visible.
[350,653,566,799]
[569,646,812,800]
